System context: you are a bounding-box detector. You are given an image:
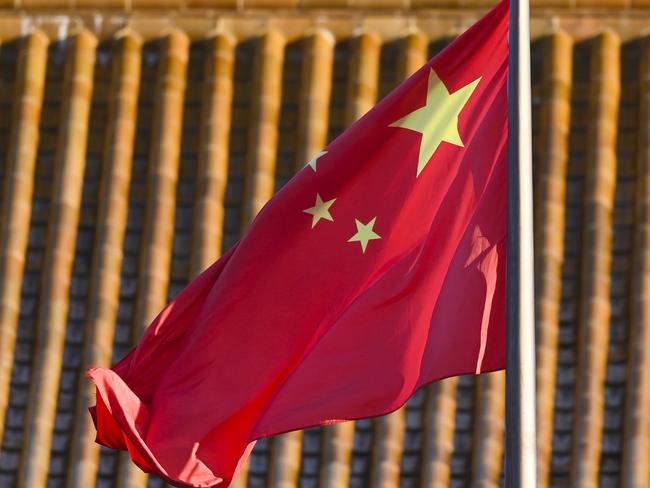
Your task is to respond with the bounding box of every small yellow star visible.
[305,151,328,172]
[390,68,480,177]
[348,217,381,253]
[303,194,336,228]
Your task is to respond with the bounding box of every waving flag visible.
[88,2,509,486]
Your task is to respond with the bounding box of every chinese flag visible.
[89,1,508,486]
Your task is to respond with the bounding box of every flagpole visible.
[506,0,536,485]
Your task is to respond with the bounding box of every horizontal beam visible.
[0,0,647,12]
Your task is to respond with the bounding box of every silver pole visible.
[505,0,537,485]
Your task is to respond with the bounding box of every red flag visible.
[88,2,508,486]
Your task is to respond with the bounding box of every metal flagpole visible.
[505,0,537,484]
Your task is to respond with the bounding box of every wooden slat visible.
[397,31,428,79]
[471,371,505,487]
[115,29,189,488]
[67,29,142,488]
[621,35,650,488]
[240,29,286,230]
[293,28,334,171]
[320,32,380,488]
[190,33,235,276]
[344,32,381,125]
[369,410,405,488]
[0,30,48,447]
[269,432,303,488]
[534,31,573,488]
[267,28,334,488]
[570,31,621,488]
[319,424,355,488]
[420,378,458,487]
[17,29,97,488]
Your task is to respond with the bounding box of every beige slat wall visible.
[571,31,620,488]
[67,30,143,488]
[622,35,650,488]
[116,29,190,488]
[191,32,235,276]
[240,29,285,232]
[19,30,97,488]
[0,30,48,449]
[472,373,505,487]
[0,14,647,488]
[533,31,572,488]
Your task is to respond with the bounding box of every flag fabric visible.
[88,2,508,486]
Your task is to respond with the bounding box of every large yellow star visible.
[348,217,381,253]
[303,193,336,228]
[390,69,480,177]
